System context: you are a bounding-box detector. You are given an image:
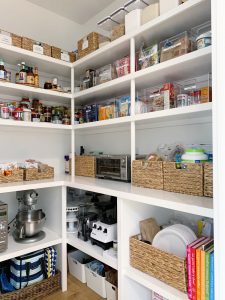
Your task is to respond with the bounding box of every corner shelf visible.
[1,227,62,262]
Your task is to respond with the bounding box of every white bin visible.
[85,266,107,298]
[68,250,93,283]
[159,0,183,15]
[106,281,118,300]
[125,9,142,34]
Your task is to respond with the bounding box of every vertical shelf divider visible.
[71,67,75,178]
[130,37,136,162]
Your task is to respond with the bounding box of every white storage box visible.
[125,0,148,11]
[159,0,182,15]
[106,281,118,300]
[85,266,107,298]
[141,2,160,25]
[125,9,142,34]
[68,250,93,283]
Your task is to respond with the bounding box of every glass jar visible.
[1,106,9,119]
[23,108,31,122]
[12,108,23,121]
[19,62,27,84]
[43,106,52,122]
[26,67,34,86]
[20,97,31,109]
[44,81,52,89]
[31,111,40,122]
[62,114,70,125]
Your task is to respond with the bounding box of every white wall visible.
[0,0,83,51]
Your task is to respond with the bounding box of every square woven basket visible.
[0,169,24,184]
[163,162,204,196]
[0,271,61,300]
[24,166,54,181]
[204,163,213,197]
[77,32,100,59]
[132,160,164,190]
[22,37,51,56]
[70,156,96,177]
[130,235,187,293]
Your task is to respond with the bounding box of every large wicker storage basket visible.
[163,162,204,196]
[70,156,96,177]
[0,271,61,300]
[24,166,54,181]
[130,235,187,293]
[0,169,24,184]
[132,160,163,190]
[11,34,22,48]
[22,37,51,56]
[204,163,213,197]
[77,32,100,59]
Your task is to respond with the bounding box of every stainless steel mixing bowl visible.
[16,210,46,237]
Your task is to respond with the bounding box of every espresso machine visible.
[13,190,46,243]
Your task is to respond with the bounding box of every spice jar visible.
[43,106,52,122]
[12,108,23,121]
[15,64,21,84]
[44,81,52,89]
[40,114,45,122]
[62,114,70,125]
[19,62,27,84]
[52,114,62,124]
[33,66,39,87]
[23,108,31,122]
[31,111,40,122]
[1,106,9,119]
[26,67,34,86]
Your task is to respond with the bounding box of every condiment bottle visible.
[26,67,34,86]
[15,64,21,84]
[33,66,39,87]
[19,62,27,84]
[0,59,6,81]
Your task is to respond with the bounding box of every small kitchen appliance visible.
[13,190,46,243]
[66,201,79,233]
[96,155,131,182]
[0,201,8,252]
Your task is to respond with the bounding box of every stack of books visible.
[187,237,214,300]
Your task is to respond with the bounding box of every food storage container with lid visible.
[114,56,130,77]
[141,2,160,25]
[181,148,208,163]
[96,64,116,85]
[111,7,127,24]
[138,44,159,70]
[97,17,118,32]
[125,9,142,34]
[124,0,148,12]
[159,0,182,15]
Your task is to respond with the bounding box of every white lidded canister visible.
[181,148,208,163]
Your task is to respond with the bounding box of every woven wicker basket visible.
[22,37,51,56]
[69,52,76,62]
[11,34,22,48]
[0,169,24,184]
[51,46,61,60]
[130,235,187,293]
[24,166,54,181]
[0,271,61,300]
[132,160,163,190]
[163,162,203,196]
[77,32,100,59]
[111,24,125,41]
[70,156,96,177]
[204,163,213,197]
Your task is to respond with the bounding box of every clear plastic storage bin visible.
[124,0,148,12]
[111,7,127,24]
[138,44,159,70]
[97,17,118,31]
[98,99,116,121]
[115,95,131,117]
[175,74,212,107]
[96,64,116,85]
[192,21,211,50]
[114,56,130,78]
[160,31,193,62]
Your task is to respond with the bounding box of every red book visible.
[187,237,209,300]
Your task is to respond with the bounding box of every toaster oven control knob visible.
[98,226,102,231]
[103,228,107,234]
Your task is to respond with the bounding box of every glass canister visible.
[43,106,52,122]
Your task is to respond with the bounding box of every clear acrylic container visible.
[138,43,159,70]
[192,21,211,50]
[115,95,131,117]
[80,69,96,90]
[97,17,118,32]
[175,74,212,107]
[111,7,127,24]
[124,0,148,12]
[96,64,116,85]
[98,99,116,121]
[114,56,130,78]
[160,31,193,63]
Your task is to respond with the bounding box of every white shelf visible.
[124,267,188,300]
[1,227,62,262]
[0,81,71,101]
[67,233,118,270]
[135,47,212,90]
[73,74,131,103]
[135,103,212,127]
[0,43,71,77]
[74,116,132,130]
[0,118,72,130]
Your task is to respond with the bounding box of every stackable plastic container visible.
[124,0,148,12]
[106,281,118,300]
[110,7,127,24]
[85,265,106,298]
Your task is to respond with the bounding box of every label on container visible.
[82,38,89,50]
[33,44,44,55]
[61,51,70,62]
[0,33,12,45]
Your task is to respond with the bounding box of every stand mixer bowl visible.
[16,210,46,237]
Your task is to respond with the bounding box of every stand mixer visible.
[13,190,46,243]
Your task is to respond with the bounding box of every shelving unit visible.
[0,0,219,299]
